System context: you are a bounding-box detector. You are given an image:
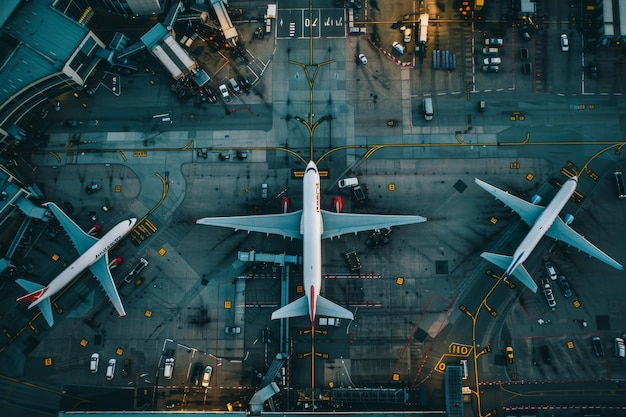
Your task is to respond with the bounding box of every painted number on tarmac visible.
[449,342,472,356]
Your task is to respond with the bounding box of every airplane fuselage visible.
[301,161,323,323]
[506,177,577,277]
[28,219,137,309]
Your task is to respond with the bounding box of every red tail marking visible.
[310,285,316,327]
[16,287,48,304]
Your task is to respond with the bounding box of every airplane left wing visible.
[45,202,98,254]
[546,216,623,270]
[474,179,544,227]
[89,254,126,317]
[320,210,427,240]
[195,211,303,240]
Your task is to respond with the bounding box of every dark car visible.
[122,359,131,377]
[203,86,217,103]
[593,336,605,357]
[190,361,203,385]
[86,183,102,194]
[540,345,551,364]
[557,275,572,297]
[519,48,529,61]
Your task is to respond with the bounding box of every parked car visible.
[122,359,131,377]
[540,345,551,364]
[506,346,514,363]
[545,261,557,280]
[484,38,503,47]
[229,77,241,94]
[522,62,533,74]
[90,353,99,373]
[190,361,204,385]
[106,358,116,380]
[358,53,368,65]
[164,358,174,379]
[483,57,501,65]
[86,183,102,194]
[541,278,556,309]
[519,48,529,60]
[203,86,217,103]
[219,84,231,103]
[401,26,412,43]
[482,65,500,73]
[225,326,241,334]
[560,34,569,51]
[482,47,499,55]
[557,275,572,297]
[615,337,625,358]
[593,336,605,357]
[201,365,213,387]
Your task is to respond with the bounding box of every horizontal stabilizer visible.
[271,296,309,320]
[15,279,54,326]
[316,295,354,320]
[480,252,538,293]
[37,298,54,327]
[15,278,47,303]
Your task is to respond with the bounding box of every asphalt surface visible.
[2,0,626,416]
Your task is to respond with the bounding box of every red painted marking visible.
[16,287,48,304]
[310,285,316,326]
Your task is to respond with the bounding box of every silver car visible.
[219,84,231,103]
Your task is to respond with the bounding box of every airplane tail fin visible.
[271,295,309,320]
[480,252,538,293]
[15,279,55,327]
[316,295,354,320]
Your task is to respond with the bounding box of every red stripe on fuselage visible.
[310,285,315,326]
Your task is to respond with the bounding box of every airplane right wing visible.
[195,210,303,240]
[474,179,544,227]
[89,253,126,317]
[546,216,623,270]
[320,210,427,240]
[45,202,98,254]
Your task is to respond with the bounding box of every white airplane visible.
[195,161,427,325]
[16,202,137,327]
[476,176,623,293]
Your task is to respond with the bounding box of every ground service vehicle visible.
[423,98,433,121]
[90,353,99,373]
[106,359,116,380]
[164,358,174,379]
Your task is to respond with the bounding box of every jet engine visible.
[281,197,291,213]
[564,213,574,225]
[531,194,542,205]
[332,196,343,213]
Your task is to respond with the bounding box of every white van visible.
[423,98,433,121]
[229,78,241,94]
[90,353,99,373]
[460,359,468,379]
[338,177,359,188]
[392,42,405,55]
[164,358,174,379]
[106,358,116,380]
